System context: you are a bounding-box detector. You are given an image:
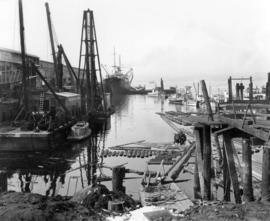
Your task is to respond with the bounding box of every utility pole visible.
[18,0,28,113]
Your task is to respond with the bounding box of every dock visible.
[157,78,270,203]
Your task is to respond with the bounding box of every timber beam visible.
[218,116,269,142]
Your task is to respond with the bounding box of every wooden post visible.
[203,125,211,200]
[242,138,254,201]
[261,145,270,201]
[249,77,253,101]
[0,172,7,193]
[112,167,126,193]
[214,134,223,165]
[228,76,233,102]
[236,83,240,100]
[223,140,231,201]
[194,154,201,199]
[194,127,204,198]
[200,80,213,121]
[223,132,242,204]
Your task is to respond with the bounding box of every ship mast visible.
[18,0,28,113]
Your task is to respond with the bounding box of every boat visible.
[147,89,160,97]
[103,50,133,96]
[128,85,148,95]
[67,121,91,141]
[168,94,183,104]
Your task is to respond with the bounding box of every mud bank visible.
[0,184,137,221]
[0,191,95,221]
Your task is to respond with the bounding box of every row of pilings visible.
[192,80,270,204]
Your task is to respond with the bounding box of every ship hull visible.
[0,125,71,151]
[104,77,131,95]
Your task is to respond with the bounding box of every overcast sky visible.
[0,0,270,90]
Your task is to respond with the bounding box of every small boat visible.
[67,121,91,141]
[168,94,183,105]
[147,89,160,97]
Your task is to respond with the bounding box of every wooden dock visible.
[157,78,270,204]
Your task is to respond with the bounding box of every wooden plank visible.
[219,116,269,142]
[223,132,242,204]
[219,102,270,109]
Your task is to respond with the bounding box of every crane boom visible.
[18,0,29,113]
[45,2,59,89]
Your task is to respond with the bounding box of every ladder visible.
[39,92,45,112]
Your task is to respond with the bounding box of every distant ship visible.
[103,50,133,96]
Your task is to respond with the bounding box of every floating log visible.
[145,151,149,158]
[132,150,136,158]
[127,150,132,158]
[108,140,145,150]
[168,143,196,181]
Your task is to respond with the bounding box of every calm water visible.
[1,95,196,199]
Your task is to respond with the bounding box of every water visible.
[0,95,195,199]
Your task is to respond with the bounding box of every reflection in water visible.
[0,95,183,198]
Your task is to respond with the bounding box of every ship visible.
[103,50,134,96]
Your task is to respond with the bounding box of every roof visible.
[0,47,39,59]
[55,92,80,98]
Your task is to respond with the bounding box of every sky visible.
[0,0,270,91]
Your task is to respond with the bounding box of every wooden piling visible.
[203,125,211,200]
[262,145,270,201]
[194,154,201,199]
[200,80,213,121]
[223,132,242,204]
[214,134,223,165]
[228,76,233,102]
[112,167,126,193]
[194,127,204,197]
[223,141,231,201]
[0,172,7,193]
[242,138,254,201]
